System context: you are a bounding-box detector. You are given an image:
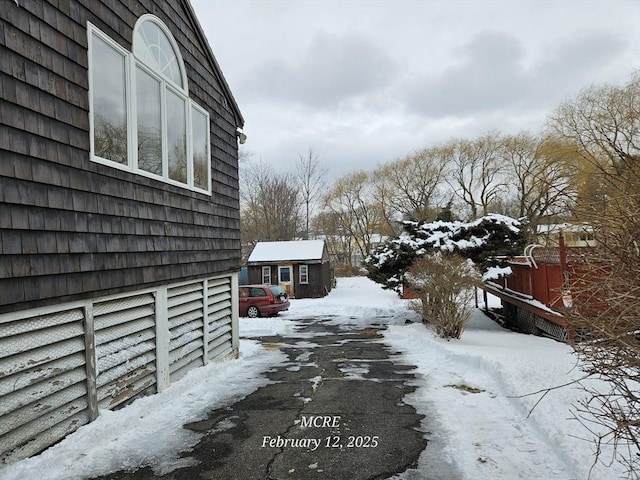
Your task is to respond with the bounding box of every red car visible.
[238,284,290,318]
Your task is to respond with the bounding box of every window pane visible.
[92,34,127,164]
[167,89,187,183]
[134,20,183,88]
[280,267,291,283]
[192,105,209,190]
[136,67,162,176]
[157,31,182,85]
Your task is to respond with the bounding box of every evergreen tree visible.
[363,214,526,290]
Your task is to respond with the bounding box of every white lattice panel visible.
[93,293,157,409]
[168,282,205,382]
[207,276,233,361]
[1,274,238,464]
[0,307,90,464]
[535,316,569,342]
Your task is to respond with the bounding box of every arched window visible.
[133,15,186,89]
[88,15,211,194]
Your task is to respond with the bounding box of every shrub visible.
[406,253,481,339]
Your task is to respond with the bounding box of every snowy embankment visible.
[1,276,626,480]
[385,311,605,480]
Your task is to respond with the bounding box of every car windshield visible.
[269,286,286,296]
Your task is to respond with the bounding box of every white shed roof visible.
[248,240,326,263]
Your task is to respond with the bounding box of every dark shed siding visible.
[0,0,242,313]
[294,263,330,299]
[247,266,271,286]
[246,262,332,299]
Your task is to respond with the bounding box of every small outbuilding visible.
[247,240,332,298]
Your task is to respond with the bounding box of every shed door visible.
[278,265,293,297]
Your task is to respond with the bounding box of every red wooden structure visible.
[481,233,576,342]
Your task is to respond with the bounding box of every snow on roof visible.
[248,240,326,263]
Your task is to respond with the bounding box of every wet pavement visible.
[94,317,461,480]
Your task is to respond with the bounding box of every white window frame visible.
[87,26,131,174]
[262,266,271,285]
[299,264,309,284]
[87,20,211,195]
[278,266,292,284]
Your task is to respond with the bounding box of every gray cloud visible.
[533,30,629,92]
[239,31,400,107]
[403,29,631,119]
[192,0,640,179]
[402,31,530,117]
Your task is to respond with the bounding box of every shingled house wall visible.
[0,0,243,462]
[0,0,243,313]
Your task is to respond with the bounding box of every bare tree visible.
[372,145,449,231]
[313,210,353,267]
[561,198,640,478]
[549,74,640,476]
[550,73,640,205]
[296,147,328,239]
[447,132,508,219]
[239,160,302,254]
[406,252,481,339]
[501,132,576,234]
[322,171,383,266]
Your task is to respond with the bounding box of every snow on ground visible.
[387,311,594,480]
[1,277,628,480]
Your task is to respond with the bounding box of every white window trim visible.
[299,264,309,284]
[133,14,188,92]
[278,266,292,284]
[87,21,212,195]
[190,101,212,194]
[87,25,132,175]
[262,266,271,284]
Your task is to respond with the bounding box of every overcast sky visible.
[191,0,640,179]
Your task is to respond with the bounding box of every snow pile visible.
[285,275,418,326]
[382,295,625,480]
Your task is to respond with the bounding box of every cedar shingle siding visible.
[0,0,243,314]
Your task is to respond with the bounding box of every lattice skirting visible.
[0,273,238,464]
[501,301,568,342]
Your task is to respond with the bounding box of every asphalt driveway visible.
[94,317,461,480]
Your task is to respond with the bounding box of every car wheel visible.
[247,306,260,318]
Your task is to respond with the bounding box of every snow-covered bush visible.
[363,213,525,291]
[406,253,481,339]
